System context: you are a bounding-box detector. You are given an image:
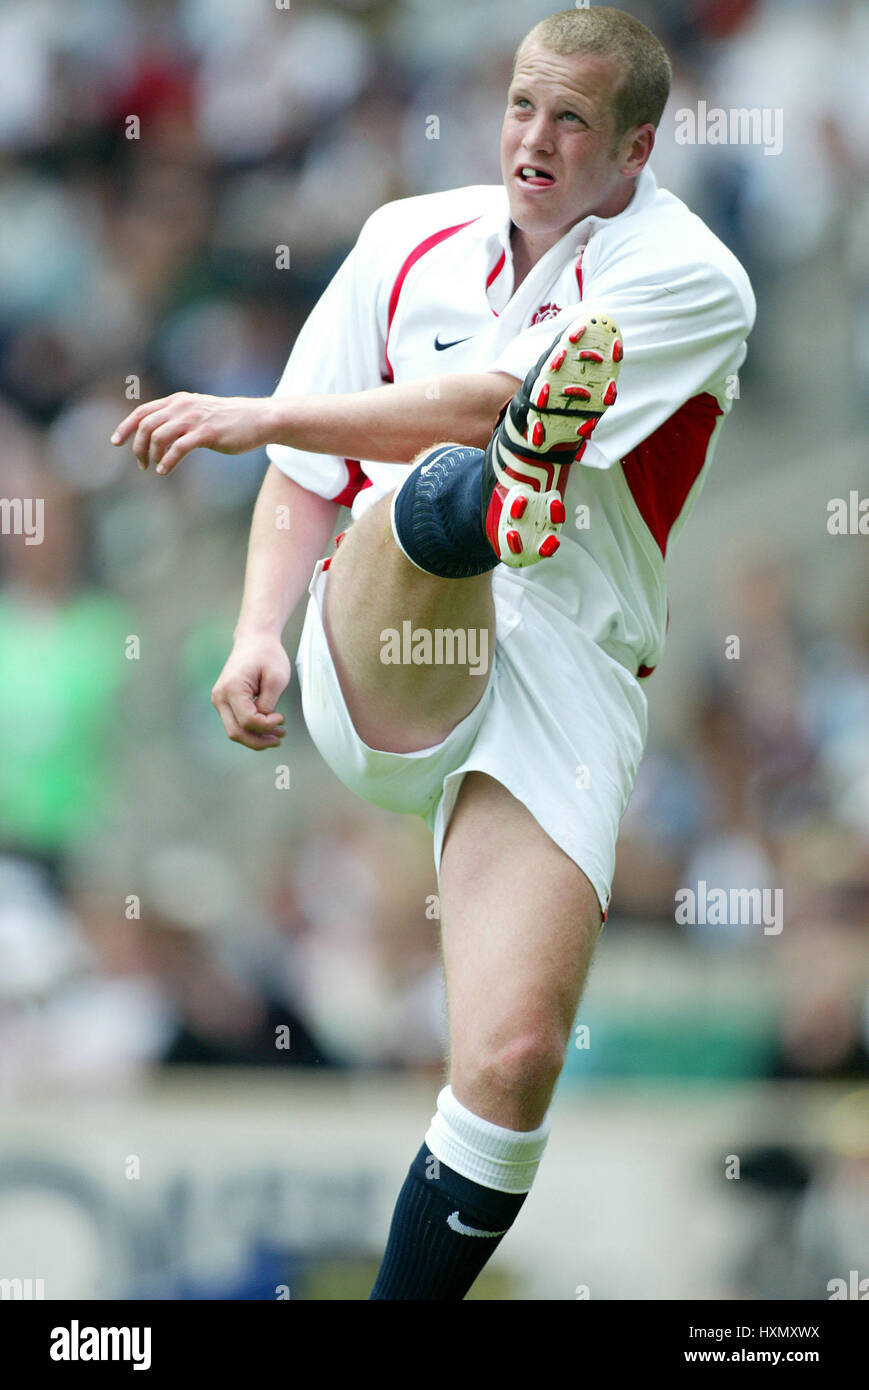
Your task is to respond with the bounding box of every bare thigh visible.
[322,490,494,752]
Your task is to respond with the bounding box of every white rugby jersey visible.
[267,166,755,678]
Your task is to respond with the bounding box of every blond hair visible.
[516,7,671,136]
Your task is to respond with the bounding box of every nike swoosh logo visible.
[434,334,473,351]
[447,1211,510,1238]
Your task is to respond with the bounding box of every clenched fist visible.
[111,392,278,474]
[211,636,291,751]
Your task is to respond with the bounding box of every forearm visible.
[265,372,519,463]
[112,370,521,475]
[234,464,338,640]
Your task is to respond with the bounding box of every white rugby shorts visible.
[295,557,648,918]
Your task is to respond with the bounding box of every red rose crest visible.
[530,302,562,325]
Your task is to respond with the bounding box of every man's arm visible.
[110,371,520,475]
[125,370,519,752]
[210,466,338,751]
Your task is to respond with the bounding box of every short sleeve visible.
[488,259,755,470]
[266,208,391,502]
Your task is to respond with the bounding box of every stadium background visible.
[0,0,867,1299]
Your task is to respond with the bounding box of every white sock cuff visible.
[425,1085,551,1194]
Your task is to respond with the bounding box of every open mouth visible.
[518,166,556,186]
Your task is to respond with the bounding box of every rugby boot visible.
[482,311,622,567]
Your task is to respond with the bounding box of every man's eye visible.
[514,98,531,109]
[562,111,582,123]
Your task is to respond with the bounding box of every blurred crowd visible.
[0,0,867,1102]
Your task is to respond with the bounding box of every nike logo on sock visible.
[434,334,473,351]
[447,1211,510,1238]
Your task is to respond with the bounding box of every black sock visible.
[391,445,497,578]
[369,1143,527,1300]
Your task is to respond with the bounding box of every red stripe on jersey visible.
[332,459,372,508]
[620,392,722,558]
[383,217,480,380]
[486,248,506,289]
[575,256,583,299]
[487,247,507,317]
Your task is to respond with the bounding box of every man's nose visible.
[522,112,556,152]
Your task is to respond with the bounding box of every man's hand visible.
[211,635,291,751]
[111,393,277,474]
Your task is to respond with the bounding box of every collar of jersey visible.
[484,163,658,264]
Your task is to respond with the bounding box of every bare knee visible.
[454,1026,566,1129]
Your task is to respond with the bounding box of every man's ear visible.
[620,123,655,176]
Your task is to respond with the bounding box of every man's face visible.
[500,42,635,241]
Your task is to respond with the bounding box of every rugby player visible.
[112,8,755,1299]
